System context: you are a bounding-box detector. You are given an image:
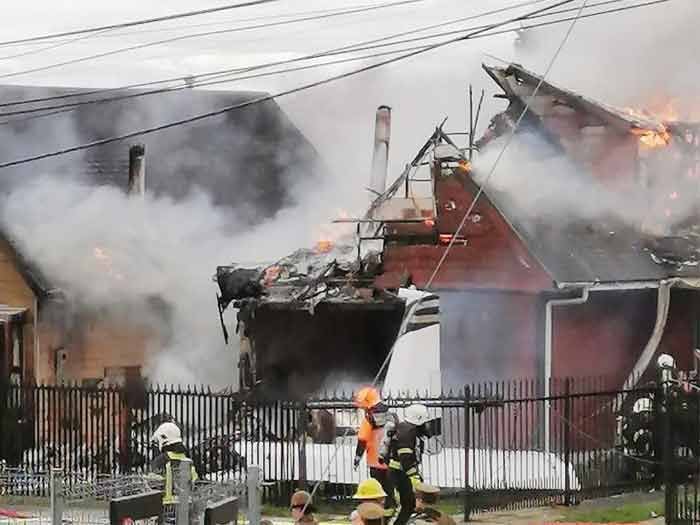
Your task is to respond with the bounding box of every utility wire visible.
[0,0,547,108]
[0,0,282,48]
[0,48,423,125]
[0,29,116,62]
[0,0,659,112]
[1,4,388,45]
[426,0,590,288]
[0,0,423,81]
[0,0,576,170]
[0,0,669,124]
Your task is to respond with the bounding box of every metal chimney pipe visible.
[369,105,391,197]
[128,144,146,197]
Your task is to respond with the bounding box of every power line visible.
[0,0,558,117]
[0,0,282,48]
[0,0,627,114]
[0,47,423,126]
[1,4,389,46]
[426,0,590,288]
[80,4,396,39]
[0,0,669,123]
[0,0,547,109]
[0,29,116,62]
[0,0,424,81]
[0,0,576,170]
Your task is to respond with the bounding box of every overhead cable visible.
[0,0,670,122]
[0,0,283,48]
[0,0,661,110]
[0,0,424,81]
[0,0,575,169]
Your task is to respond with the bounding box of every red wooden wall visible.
[551,289,696,384]
[376,177,552,292]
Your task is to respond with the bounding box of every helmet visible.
[353,478,387,500]
[355,387,381,409]
[633,397,652,414]
[405,404,430,426]
[657,353,676,369]
[151,422,182,450]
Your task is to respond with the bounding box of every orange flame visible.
[457,160,472,172]
[630,127,671,150]
[315,240,333,254]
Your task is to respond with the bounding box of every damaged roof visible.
[477,63,700,286]
[482,194,700,285]
[483,63,668,134]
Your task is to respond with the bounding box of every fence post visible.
[463,386,472,522]
[247,465,262,525]
[659,366,676,522]
[176,460,191,525]
[563,378,572,506]
[298,402,308,487]
[50,468,63,525]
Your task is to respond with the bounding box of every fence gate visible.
[663,373,700,525]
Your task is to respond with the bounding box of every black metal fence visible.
[0,375,687,518]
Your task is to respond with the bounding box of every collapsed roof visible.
[475,63,700,285]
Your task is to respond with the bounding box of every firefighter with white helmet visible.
[149,421,198,505]
[378,403,435,525]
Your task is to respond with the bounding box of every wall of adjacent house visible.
[552,288,696,384]
[0,237,36,382]
[44,320,154,385]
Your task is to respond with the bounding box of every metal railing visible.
[0,466,247,525]
[0,377,665,516]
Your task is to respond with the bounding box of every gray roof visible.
[0,84,320,295]
[0,84,319,215]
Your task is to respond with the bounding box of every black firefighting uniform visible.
[387,421,423,525]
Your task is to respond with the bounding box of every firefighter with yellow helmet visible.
[354,387,396,518]
[149,421,198,505]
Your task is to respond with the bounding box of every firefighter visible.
[149,422,198,505]
[409,483,455,525]
[378,403,431,525]
[290,490,318,525]
[354,387,396,518]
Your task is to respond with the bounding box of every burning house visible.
[0,85,319,387]
[218,63,700,399]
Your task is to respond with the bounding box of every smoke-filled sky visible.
[0,0,696,386]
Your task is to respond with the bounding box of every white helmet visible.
[151,422,182,450]
[405,404,430,426]
[633,397,652,414]
[657,353,676,369]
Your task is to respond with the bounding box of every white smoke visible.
[0,170,353,388]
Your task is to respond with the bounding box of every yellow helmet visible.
[353,479,387,500]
